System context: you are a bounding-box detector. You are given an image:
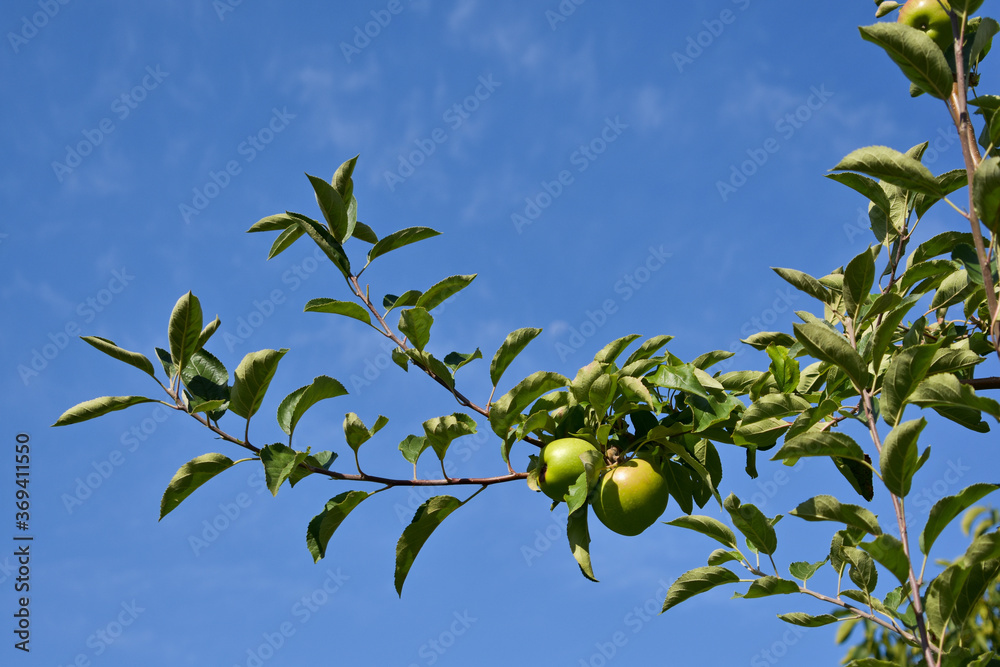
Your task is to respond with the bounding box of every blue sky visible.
[3,1,999,665]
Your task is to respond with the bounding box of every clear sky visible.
[3,1,999,665]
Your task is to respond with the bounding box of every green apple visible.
[537,437,599,502]
[898,0,955,51]
[591,455,670,536]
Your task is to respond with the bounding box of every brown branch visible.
[962,376,1000,391]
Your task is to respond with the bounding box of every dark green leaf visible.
[52,395,159,426]
[974,157,1000,234]
[443,349,482,373]
[791,495,882,536]
[306,491,369,563]
[489,371,571,437]
[568,507,597,582]
[395,495,463,595]
[303,299,373,327]
[168,291,203,376]
[772,431,867,463]
[648,363,711,399]
[398,307,433,352]
[288,211,351,279]
[772,267,830,304]
[861,534,911,586]
[228,349,288,420]
[881,343,942,426]
[159,453,235,519]
[778,612,839,628]
[743,576,800,599]
[260,443,307,495]
[81,336,156,377]
[858,23,954,101]
[793,322,868,391]
[416,275,476,311]
[724,494,777,555]
[277,375,349,437]
[843,247,877,321]
[307,173,351,242]
[489,328,542,388]
[665,515,738,550]
[880,418,925,497]
[369,227,441,264]
[662,566,740,612]
[921,484,1000,554]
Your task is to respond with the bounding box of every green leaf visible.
[182,349,230,420]
[422,413,477,461]
[368,226,441,264]
[247,212,297,233]
[910,232,978,265]
[834,455,876,503]
[772,431,867,463]
[791,495,882,536]
[567,507,598,582]
[307,173,351,242]
[909,374,1000,423]
[489,371,571,437]
[921,483,1000,554]
[168,291,204,376]
[648,363,711,399]
[159,453,235,519]
[303,299,373,327]
[789,558,828,583]
[277,375,349,437]
[266,218,306,258]
[826,172,892,216]
[415,275,476,311]
[743,576,800,599]
[287,211,351,279]
[228,349,289,420]
[661,566,740,612]
[395,495,463,595]
[953,559,1000,634]
[881,343,942,426]
[766,345,800,393]
[777,612,839,628]
[404,349,455,390]
[490,328,542,387]
[832,145,941,196]
[858,23,954,101]
[352,221,378,244]
[306,491,369,563]
[331,155,357,201]
[622,335,673,366]
[383,290,422,314]
[288,450,337,487]
[260,443,307,495]
[860,534,911,587]
[594,335,643,364]
[665,515,739,550]
[793,322,868,391]
[772,267,831,304]
[398,307,433,352]
[844,547,879,593]
[443,349,482,373]
[964,531,1000,566]
[880,418,925,497]
[80,336,156,378]
[724,494,777,555]
[398,435,430,466]
[343,412,388,455]
[52,395,159,426]
[926,564,968,638]
[707,549,744,566]
[974,157,1000,234]
[843,247,877,322]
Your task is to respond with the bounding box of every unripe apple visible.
[591,454,670,536]
[537,437,599,502]
[898,0,955,51]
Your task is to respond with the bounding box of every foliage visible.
[53,2,1000,665]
